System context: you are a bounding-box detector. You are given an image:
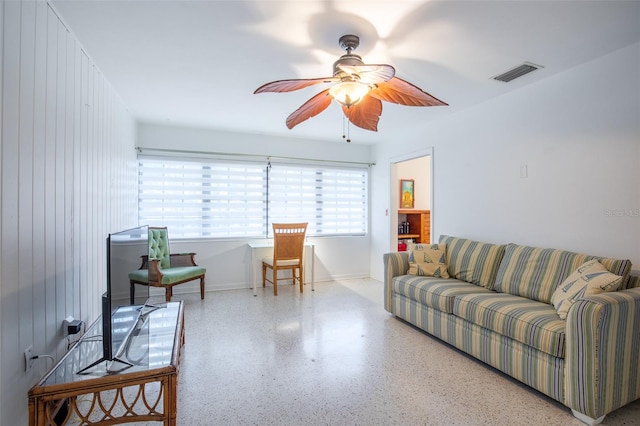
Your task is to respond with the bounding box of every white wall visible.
[0,2,137,424]
[370,42,640,280]
[137,121,373,162]
[136,122,373,293]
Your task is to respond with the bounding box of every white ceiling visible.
[50,0,640,145]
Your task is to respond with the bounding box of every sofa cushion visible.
[493,243,632,304]
[452,292,566,358]
[393,275,492,313]
[407,243,449,278]
[551,259,623,319]
[439,235,506,289]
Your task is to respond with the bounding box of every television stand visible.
[28,301,184,425]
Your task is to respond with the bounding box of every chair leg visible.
[165,287,172,302]
[200,276,205,300]
[299,265,304,293]
[262,263,267,288]
[130,281,136,304]
[273,267,278,296]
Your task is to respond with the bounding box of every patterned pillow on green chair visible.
[407,243,450,278]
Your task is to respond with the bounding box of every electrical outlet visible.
[24,346,33,371]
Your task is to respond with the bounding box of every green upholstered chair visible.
[129,227,206,302]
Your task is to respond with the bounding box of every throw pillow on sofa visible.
[551,259,623,319]
[407,243,450,278]
[439,235,505,288]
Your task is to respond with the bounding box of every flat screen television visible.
[79,225,150,374]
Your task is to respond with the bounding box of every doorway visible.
[390,149,433,252]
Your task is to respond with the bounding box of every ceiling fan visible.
[254,34,448,136]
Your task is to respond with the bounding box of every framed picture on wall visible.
[400,179,414,208]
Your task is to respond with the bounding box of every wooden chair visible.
[129,227,206,302]
[262,223,308,296]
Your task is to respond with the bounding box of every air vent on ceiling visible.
[493,62,543,83]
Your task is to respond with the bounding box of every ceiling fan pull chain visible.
[342,114,346,140]
[342,114,351,143]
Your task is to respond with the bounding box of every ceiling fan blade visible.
[286,89,333,129]
[341,95,382,131]
[337,64,395,84]
[254,77,336,94]
[369,77,448,106]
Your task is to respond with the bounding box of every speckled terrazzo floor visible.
[172,279,640,425]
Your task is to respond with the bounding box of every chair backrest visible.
[272,223,308,261]
[149,227,171,269]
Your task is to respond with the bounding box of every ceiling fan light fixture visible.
[329,80,370,107]
[254,34,447,133]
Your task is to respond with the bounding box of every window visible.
[138,157,368,238]
[138,158,265,238]
[268,163,368,235]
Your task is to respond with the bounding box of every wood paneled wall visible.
[1,2,137,424]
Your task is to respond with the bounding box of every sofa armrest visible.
[625,273,640,289]
[169,253,198,267]
[564,287,640,419]
[383,252,409,313]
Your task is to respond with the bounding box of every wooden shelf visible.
[398,209,428,215]
[398,234,420,239]
[398,209,430,246]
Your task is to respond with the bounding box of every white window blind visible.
[138,157,368,238]
[138,158,266,238]
[268,164,368,236]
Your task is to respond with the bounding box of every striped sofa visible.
[384,235,640,425]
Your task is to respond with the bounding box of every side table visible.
[28,301,185,425]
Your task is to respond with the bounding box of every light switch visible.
[520,165,528,178]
